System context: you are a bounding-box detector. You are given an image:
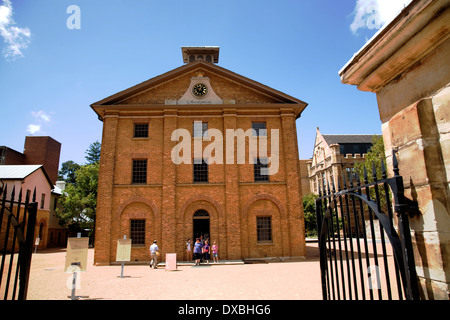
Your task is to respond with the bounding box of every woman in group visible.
[193,238,203,266]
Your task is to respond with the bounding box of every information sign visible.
[116,239,132,262]
[65,237,89,273]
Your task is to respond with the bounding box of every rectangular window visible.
[193,159,208,183]
[132,159,147,184]
[257,216,272,242]
[254,158,269,182]
[130,219,145,246]
[345,167,356,182]
[40,193,45,209]
[193,121,208,137]
[134,123,149,138]
[252,122,267,136]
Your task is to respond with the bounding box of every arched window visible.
[39,223,44,239]
[193,209,209,217]
[206,55,212,63]
[189,55,195,63]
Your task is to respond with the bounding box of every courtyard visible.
[26,241,323,300]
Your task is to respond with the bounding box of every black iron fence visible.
[0,185,37,300]
[315,151,420,300]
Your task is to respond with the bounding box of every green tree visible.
[303,193,318,237]
[56,162,99,244]
[354,135,386,182]
[85,141,101,165]
[57,160,81,184]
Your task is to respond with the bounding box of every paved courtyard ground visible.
[26,242,323,300]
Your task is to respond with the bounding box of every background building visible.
[306,127,377,194]
[91,47,308,265]
[0,136,68,249]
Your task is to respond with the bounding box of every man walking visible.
[150,240,159,269]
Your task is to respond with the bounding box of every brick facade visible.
[91,56,308,265]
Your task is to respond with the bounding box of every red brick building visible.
[91,47,308,264]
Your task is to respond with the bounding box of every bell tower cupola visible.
[182,46,220,64]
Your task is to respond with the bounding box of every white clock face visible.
[192,83,208,97]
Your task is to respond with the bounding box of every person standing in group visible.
[185,238,192,262]
[193,238,203,266]
[149,240,159,269]
[212,241,219,264]
[203,241,210,264]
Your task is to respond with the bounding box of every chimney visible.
[23,136,61,185]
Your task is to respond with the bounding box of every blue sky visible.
[0,0,411,165]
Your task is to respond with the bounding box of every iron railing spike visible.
[331,177,336,193]
[381,157,387,179]
[372,161,378,182]
[392,149,400,176]
[349,169,354,187]
[2,184,7,200]
[363,165,368,184]
[355,169,361,186]
[11,185,16,200]
[342,170,348,190]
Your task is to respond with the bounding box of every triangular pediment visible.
[91,60,307,107]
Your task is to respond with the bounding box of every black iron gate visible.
[315,151,420,300]
[0,185,37,300]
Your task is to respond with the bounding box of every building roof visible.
[0,165,53,187]
[338,0,447,92]
[322,134,377,145]
[91,59,308,120]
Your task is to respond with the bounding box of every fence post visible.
[316,186,328,300]
[391,151,420,300]
[18,201,37,300]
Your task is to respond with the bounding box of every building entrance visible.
[193,209,210,241]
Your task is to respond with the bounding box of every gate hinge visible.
[395,198,420,217]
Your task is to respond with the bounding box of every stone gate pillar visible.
[339,0,450,299]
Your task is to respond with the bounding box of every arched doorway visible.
[193,209,210,241]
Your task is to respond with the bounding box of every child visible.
[186,238,192,262]
[212,241,218,263]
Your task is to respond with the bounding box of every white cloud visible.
[32,110,51,123]
[26,124,41,135]
[350,0,412,34]
[0,0,31,60]
[26,110,52,135]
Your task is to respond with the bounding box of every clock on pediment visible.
[192,83,208,98]
[175,70,223,105]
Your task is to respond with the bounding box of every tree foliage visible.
[354,135,386,182]
[57,160,81,184]
[56,141,101,243]
[303,193,318,237]
[56,163,99,231]
[85,141,101,165]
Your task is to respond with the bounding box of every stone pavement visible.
[26,242,322,300]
